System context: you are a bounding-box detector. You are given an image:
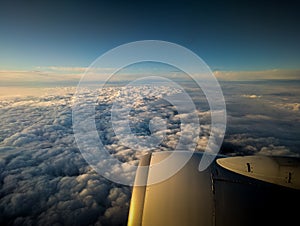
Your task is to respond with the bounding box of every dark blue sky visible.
[1,0,299,71]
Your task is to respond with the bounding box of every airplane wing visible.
[127,152,300,226]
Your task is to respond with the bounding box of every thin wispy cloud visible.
[214,69,300,81]
[0,69,81,85]
[35,66,115,73]
[242,94,261,99]
[36,66,88,72]
[0,66,149,86]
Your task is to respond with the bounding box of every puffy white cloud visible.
[0,88,128,225]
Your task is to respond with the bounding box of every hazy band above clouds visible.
[0,68,299,88]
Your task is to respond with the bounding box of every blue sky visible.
[0,0,299,73]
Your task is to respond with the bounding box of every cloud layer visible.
[0,80,299,225]
[0,85,213,225]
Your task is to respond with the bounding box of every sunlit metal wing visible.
[128,152,300,226]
